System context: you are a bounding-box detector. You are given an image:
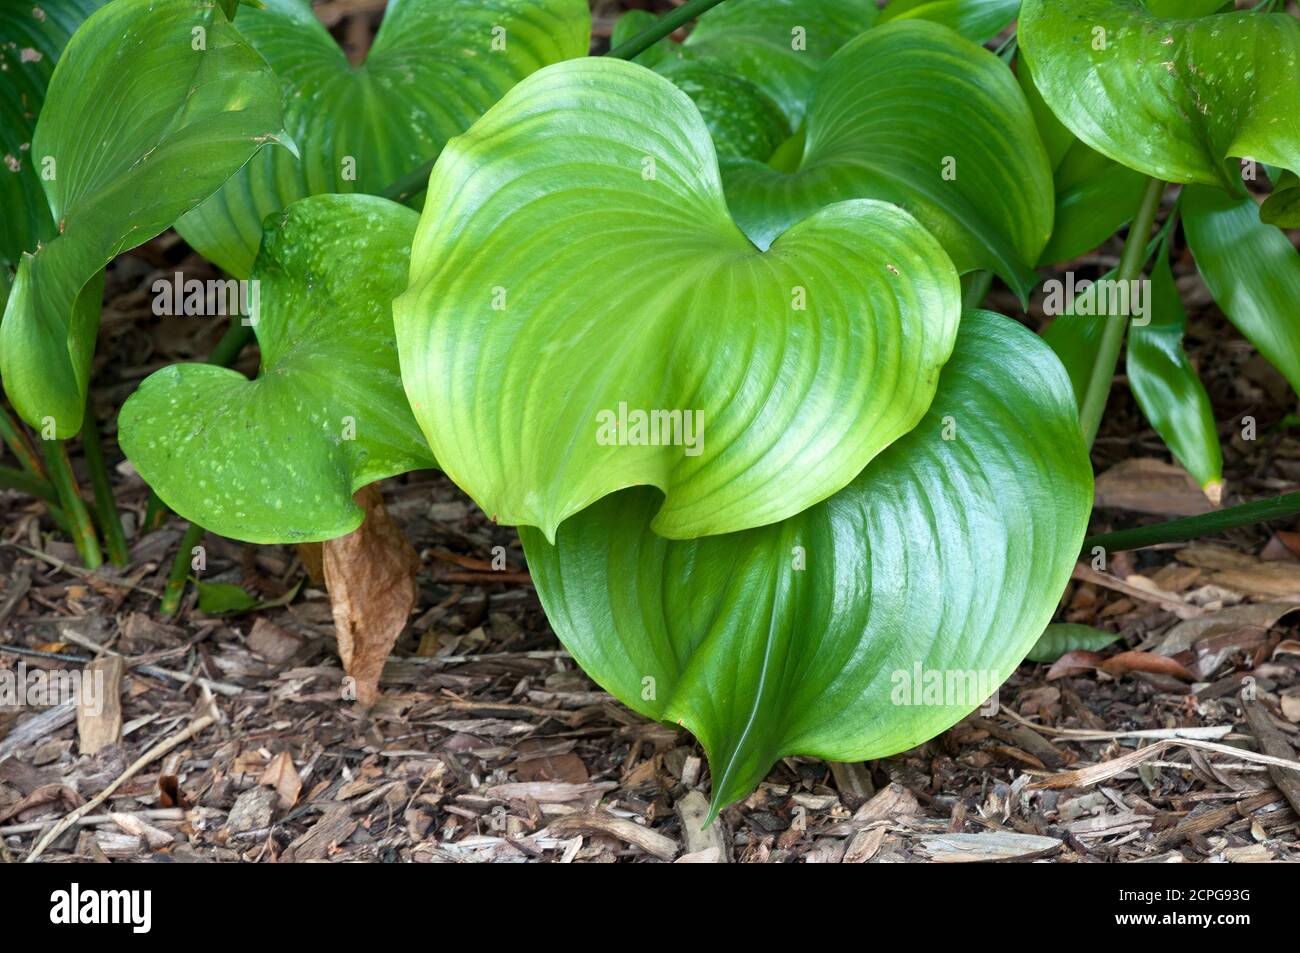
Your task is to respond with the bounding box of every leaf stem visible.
[1076,177,1166,449]
[606,0,730,60]
[161,522,205,617]
[81,397,130,567]
[42,439,102,569]
[0,404,46,478]
[1084,490,1300,554]
[961,271,993,310]
[0,464,61,508]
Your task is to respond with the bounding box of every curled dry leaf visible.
[1098,651,1196,681]
[323,484,420,709]
[1045,650,1105,681]
[259,750,303,809]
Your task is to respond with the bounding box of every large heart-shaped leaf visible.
[1019,0,1300,189]
[120,194,434,544]
[0,0,288,436]
[175,0,591,278]
[720,19,1054,299]
[1184,185,1300,400]
[521,313,1093,815]
[0,0,103,276]
[1127,245,1222,495]
[395,57,962,543]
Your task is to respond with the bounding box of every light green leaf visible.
[0,0,287,437]
[721,20,1054,300]
[176,0,592,278]
[521,313,1093,815]
[395,58,962,543]
[0,0,104,271]
[1020,0,1300,189]
[653,59,790,161]
[1026,623,1121,663]
[679,0,879,128]
[1260,171,1300,229]
[1184,185,1300,399]
[880,0,1020,43]
[120,195,435,544]
[1127,245,1222,494]
[1143,0,1228,17]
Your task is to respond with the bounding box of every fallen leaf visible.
[1099,651,1195,680]
[1154,602,1300,656]
[259,750,303,809]
[1046,650,1105,680]
[1094,458,1216,516]
[323,484,420,709]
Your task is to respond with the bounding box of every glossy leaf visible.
[676,0,878,128]
[1184,185,1300,399]
[1020,0,1300,189]
[0,0,287,436]
[1016,56,1147,265]
[0,0,103,272]
[1127,245,1222,494]
[1026,623,1121,664]
[721,20,1054,299]
[395,58,961,543]
[521,313,1093,814]
[879,0,1019,43]
[120,195,435,544]
[1260,171,1300,229]
[176,0,591,277]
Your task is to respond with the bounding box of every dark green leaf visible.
[722,20,1054,299]
[521,313,1093,814]
[1127,244,1222,494]
[1020,0,1300,189]
[1185,185,1300,399]
[879,0,1020,43]
[0,0,288,436]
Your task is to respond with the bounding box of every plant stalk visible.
[0,404,45,477]
[606,0,730,60]
[80,398,130,567]
[1076,177,1166,449]
[961,271,993,311]
[161,522,206,617]
[0,464,61,508]
[42,440,102,569]
[1084,491,1300,554]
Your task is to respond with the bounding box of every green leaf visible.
[521,313,1093,815]
[395,57,962,543]
[1025,623,1121,663]
[1260,171,1300,229]
[678,0,879,128]
[1184,185,1300,399]
[0,0,104,270]
[1018,54,1148,266]
[1042,293,1106,413]
[176,0,592,278]
[720,20,1054,300]
[1020,0,1300,189]
[195,579,259,615]
[1126,245,1222,494]
[120,194,435,544]
[0,0,288,436]
[654,59,790,161]
[879,0,1020,43]
[610,9,672,67]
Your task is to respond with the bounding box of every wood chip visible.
[1242,701,1300,817]
[76,656,124,756]
[917,832,1061,863]
[547,811,679,861]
